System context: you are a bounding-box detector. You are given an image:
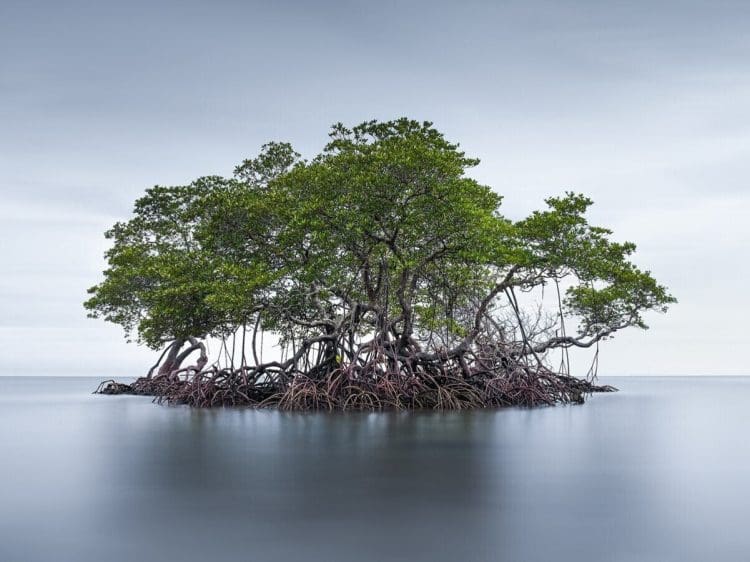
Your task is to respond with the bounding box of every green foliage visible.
[86,119,674,354]
[85,177,229,347]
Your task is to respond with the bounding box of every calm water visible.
[1,376,749,562]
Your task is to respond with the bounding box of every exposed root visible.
[94,379,134,395]
[94,377,180,396]
[95,363,616,411]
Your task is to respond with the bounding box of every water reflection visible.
[1,377,749,561]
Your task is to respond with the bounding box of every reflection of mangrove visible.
[106,409,500,531]
[89,119,672,410]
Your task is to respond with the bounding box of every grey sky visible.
[1,0,748,375]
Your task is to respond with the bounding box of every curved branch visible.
[526,321,631,355]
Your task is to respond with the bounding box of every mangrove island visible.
[86,118,674,409]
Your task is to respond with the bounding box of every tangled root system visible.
[95,358,615,411]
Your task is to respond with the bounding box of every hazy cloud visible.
[1,0,748,375]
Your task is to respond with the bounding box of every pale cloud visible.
[1,0,748,375]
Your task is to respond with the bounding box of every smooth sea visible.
[1,376,748,561]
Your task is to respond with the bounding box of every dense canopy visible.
[86,119,674,409]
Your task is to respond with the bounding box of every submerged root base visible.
[95,367,616,410]
[94,377,177,396]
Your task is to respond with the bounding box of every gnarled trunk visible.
[156,339,185,377]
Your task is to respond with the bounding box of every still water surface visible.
[0,376,748,562]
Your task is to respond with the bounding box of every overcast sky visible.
[1,0,748,376]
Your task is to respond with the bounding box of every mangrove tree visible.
[86,118,675,409]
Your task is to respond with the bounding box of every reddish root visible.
[95,341,616,410]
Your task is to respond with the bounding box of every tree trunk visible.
[157,339,185,377]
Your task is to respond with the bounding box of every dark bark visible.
[157,339,184,377]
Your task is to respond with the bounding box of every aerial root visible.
[93,379,134,395]
[94,358,616,410]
